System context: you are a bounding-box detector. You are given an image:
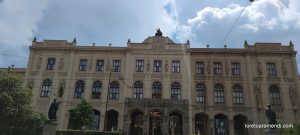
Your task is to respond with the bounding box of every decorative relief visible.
[27,78,34,88]
[147,59,150,72]
[266,77,281,82]
[254,84,263,109]
[282,62,287,76]
[257,62,262,76]
[207,62,211,75]
[106,59,110,71]
[212,76,224,81]
[283,77,294,82]
[58,56,64,71]
[230,76,244,81]
[289,86,297,105]
[36,56,43,70]
[165,60,168,72]
[89,58,93,71]
[225,62,229,75]
[253,77,263,81]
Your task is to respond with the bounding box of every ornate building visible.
[23,31,300,135]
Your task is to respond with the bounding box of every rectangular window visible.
[196,62,204,74]
[47,58,55,70]
[172,61,180,73]
[214,62,222,75]
[267,63,276,76]
[79,59,87,71]
[136,60,144,72]
[96,60,104,71]
[113,60,121,72]
[153,60,162,72]
[231,63,240,75]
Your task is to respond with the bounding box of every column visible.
[143,115,149,135]
[228,119,234,135]
[163,115,169,135]
[100,115,105,132]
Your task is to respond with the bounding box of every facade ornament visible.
[32,37,37,42]
[58,56,64,71]
[289,40,294,46]
[127,38,131,44]
[27,78,34,89]
[257,62,262,76]
[244,40,248,46]
[207,62,211,75]
[89,59,93,71]
[72,37,76,44]
[225,62,229,75]
[289,86,297,105]
[155,28,163,36]
[254,84,262,109]
[36,56,43,70]
[165,60,168,72]
[147,59,150,72]
[282,62,287,76]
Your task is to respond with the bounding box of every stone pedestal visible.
[265,129,279,135]
[43,120,58,135]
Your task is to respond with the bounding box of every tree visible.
[0,71,45,135]
[68,100,95,130]
[280,123,300,135]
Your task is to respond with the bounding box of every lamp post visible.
[103,69,112,132]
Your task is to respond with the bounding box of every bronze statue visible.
[48,99,59,120]
[265,104,277,125]
[155,28,163,36]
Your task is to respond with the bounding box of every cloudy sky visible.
[1,0,300,71]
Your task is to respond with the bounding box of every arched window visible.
[171,82,181,100]
[214,84,224,103]
[152,81,162,99]
[196,83,205,103]
[232,84,243,104]
[109,81,119,99]
[133,81,143,99]
[74,80,85,98]
[92,81,102,99]
[40,79,52,97]
[270,85,281,106]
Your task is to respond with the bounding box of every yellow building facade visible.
[24,32,300,135]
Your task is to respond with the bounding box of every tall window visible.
[196,83,205,103]
[113,60,121,72]
[47,58,55,70]
[232,84,243,104]
[40,79,52,97]
[109,81,119,99]
[79,59,87,71]
[267,63,276,76]
[152,81,162,99]
[136,60,144,72]
[153,60,162,72]
[214,62,222,75]
[270,85,281,106]
[196,62,204,74]
[92,81,102,99]
[74,80,85,98]
[96,60,104,72]
[172,61,180,73]
[214,84,224,103]
[231,63,240,75]
[133,81,143,99]
[171,82,181,100]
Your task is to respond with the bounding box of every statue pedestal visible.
[265,128,279,135]
[42,120,57,135]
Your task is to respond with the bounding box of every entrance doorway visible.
[234,114,248,135]
[149,111,163,135]
[169,112,183,135]
[195,113,208,135]
[130,111,143,135]
[214,114,228,135]
[105,110,118,131]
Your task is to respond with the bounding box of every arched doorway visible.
[93,109,100,130]
[130,111,143,135]
[169,112,183,135]
[149,110,163,135]
[214,114,228,135]
[195,113,208,135]
[105,110,118,131]
[234,114,248,135]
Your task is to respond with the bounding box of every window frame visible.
[133,81,143,99]
[96,60,104,72]
[213,62,222,75]
[196,83,206,103]
[231,62,240,75]
[109,81,119,99]
[232,84,243,104]
[112,60,121,72]
[152,81,162,99]
[171,82,181,100]
[214,84,225,103]
[153,60,162,72]
[172,61,180,73]
[92,81,102,99]
[267,63,277,76]
[74,80,85,99]
[195,62,205,74]
[136,60,144,72]
[269,85,281,106]
[79,59,88,71]
[40,79,52,97]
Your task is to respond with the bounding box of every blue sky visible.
[1,0,300,72]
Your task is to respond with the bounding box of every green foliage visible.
[0,71,45,135]
[280,123,300,135]
[68,100,95,130]
[56,130,124,135]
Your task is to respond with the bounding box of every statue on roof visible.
[155,28,163,36]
